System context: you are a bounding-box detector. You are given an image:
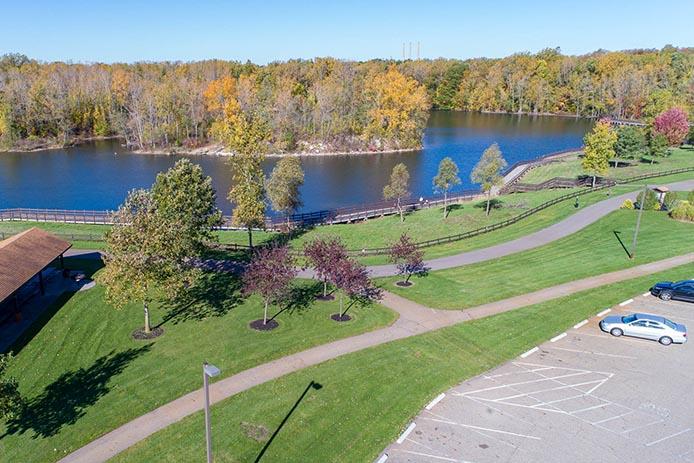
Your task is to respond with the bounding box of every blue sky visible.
[2,0,693,63]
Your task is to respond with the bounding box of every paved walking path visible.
[59,252,694,463]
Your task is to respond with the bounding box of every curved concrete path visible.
[60,253,694,463]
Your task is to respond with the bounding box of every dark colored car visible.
[650,280,694,303]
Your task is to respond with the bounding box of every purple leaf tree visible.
[388,233,427,286]
[243,245,297,328]
[304,237,348,298]
[331,257,382,321]
[653,108,689,146]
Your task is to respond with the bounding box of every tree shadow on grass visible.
[254,380,323,462]
[2,346,150,439]
[160,271,245,326]
[474,198,504,210]
[612,230,632,258]
[268,281,324,322]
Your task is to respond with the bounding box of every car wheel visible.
[610,328,623,337]
[659,336,673,346]
[660,291,673,301]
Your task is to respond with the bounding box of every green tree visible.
[229,153,266,247]
[614,126,645,165]
[97,189,198,334]
[383,163,411,222]
[151,159,222,254]
[471,143,508,216]
[647,131,669,164]
[432,157,461,218]
[0,354,22,420]
[266,156,305,226]
[582,120,616,187]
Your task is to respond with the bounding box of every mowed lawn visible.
[521,146,694,184]
[0,258,397,463]
[112,264,694,463]
[384,209,694,309]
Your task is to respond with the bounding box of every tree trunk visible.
[247,227,253,248]
[398,197,404,222]
[323,279,328,297]
[405,272,412,284]
[143,302,151,334]
[443,191,448,219]
[485,191,492,216]
[591,175,596,188]
[263,300,268,325]
[339,294,344,316]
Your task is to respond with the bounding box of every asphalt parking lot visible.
[381,292,694,463]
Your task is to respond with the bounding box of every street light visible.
[203,361,221,463]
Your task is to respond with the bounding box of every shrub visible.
[620,199,634,209]
[669,201,694,222]
[688,190,694,204]
[663,191,680,210]
[635,189,660,211]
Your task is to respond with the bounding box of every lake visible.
[0,112,592,214]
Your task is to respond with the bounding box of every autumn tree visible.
[653,108,689,146]
[331,257,381,321]
[242,245,297,329]
[0,354,22,420]
[433,157,461,218]
[383,163,410,222]
[647,131,670,164]
[471,143,508,216]
[303,237,348,298]
[582,120,616,187]
[364,66,430,150]
[388,233,427,286]
[614,126,646,164]
[266,156,305,226]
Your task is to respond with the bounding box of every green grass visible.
[0,258,397,463]
[383,209,694,309]
[111,263,694,463]
[521,146,694,184]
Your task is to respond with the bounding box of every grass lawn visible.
[521,146,694,184]
[111,263,694,463]
[384,209,694,309]
[0,258,397,463]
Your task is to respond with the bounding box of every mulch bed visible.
[249,319,279,331]
[395,280,413,287]
[132,326,164,340]
[331,313,352,322]
[316,294,335,301]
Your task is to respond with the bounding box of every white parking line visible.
[425,393,446,410]
[619,299,634,306]
[396,423,416,444]
[573,320,588,329]
[520,347,539,358]
[550,333,567,342]
[394,450,468,462]
[375,454,389,463]
[597,308,611,317]
[592,411,634,425]
[645,428,691,447]
[642,292,651,297]
[420,416,541,440]
[544,346,638,360]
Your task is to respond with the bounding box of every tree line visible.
[1,46,692,153]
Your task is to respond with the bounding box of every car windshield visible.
[662,318,677,329]
[621,315,637,324]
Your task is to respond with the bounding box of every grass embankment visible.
[521,146,694,184]
[112,263,694,463]
[384,209,694,309]
[0,258,396,463]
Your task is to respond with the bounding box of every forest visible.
[0,46,692,154]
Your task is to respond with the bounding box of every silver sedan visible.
[599,313,687,345]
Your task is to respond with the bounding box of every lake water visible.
[0,112,592,214]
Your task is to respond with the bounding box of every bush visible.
[635,189,661,211]
[669,201,694,222]
[620,199,634,209]
[688,190,694,204]
[663,191,680,210]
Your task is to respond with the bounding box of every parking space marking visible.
[484,366,554,379]
[544,346,638,360]
[619,298,634,306]
[573,320,588,329]
[396,423,416,444]
[592,411,634,425]
[375,454,389,463]
[550,333,567,342]
[420,416,541,440]
[645,428,691,447]
[454,370,594,397]
[394,449,470,462]
[597,308,611,316]
[642,292,651,297]
[622,419,665,434]
[425,393,445,410]
[520,346,539,358]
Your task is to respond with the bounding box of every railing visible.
[500,148,583,191]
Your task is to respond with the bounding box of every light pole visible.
[631,184,648,259]
[203,362,221,463]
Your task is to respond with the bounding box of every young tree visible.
[432,157,461,218]
[228,153,266,248]
[303,237,348,298]
[0,354,22,420]
[471,143,508,216]
[653,107,689,146]
[151,158,222,253]
[97,190,196,334]
[266,156,305,226]
[388,233,427,286]
[582,120,616,187]
[614,126,646,165]
[383,163,410,222]
[647,131,670,164]
[331,257,381,320]
[242,245,297,327]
